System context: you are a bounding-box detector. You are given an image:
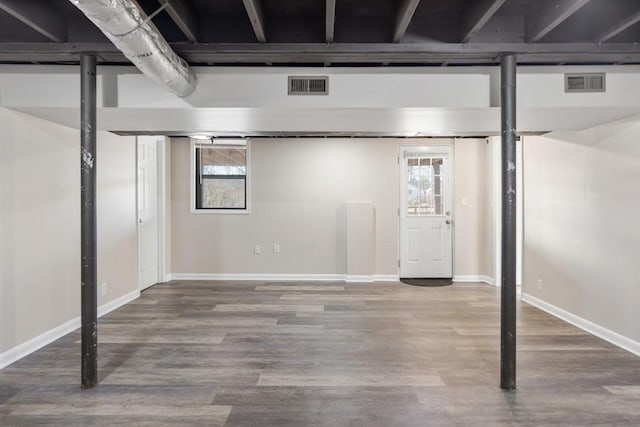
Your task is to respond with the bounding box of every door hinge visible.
[397,156,399,165]
[398,259,400,267]
[397,208,400,216]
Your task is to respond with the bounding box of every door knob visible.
[445,219,452,225]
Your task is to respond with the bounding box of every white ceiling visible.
[13,106,640,137]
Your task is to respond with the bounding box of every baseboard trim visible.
[373,274,400,282]
[98,290,140,317]
[0,290,140,370]
[345,275,373,283]
[170,273,346,282]
[169,273,495,284]
[522,293,640,357]
[170,273,401,283]
[452,275,494,286]
[0,316,80,371]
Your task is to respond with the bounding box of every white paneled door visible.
[399,145,453,278]
[137,136,159,290]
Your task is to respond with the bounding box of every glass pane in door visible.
[406,156,447,216]
[407,158,419,215]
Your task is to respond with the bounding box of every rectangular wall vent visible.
[565,73,606,93]
[288,76,329,95]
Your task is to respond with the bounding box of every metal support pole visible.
[500,53,517,391]
[80,53,98,390]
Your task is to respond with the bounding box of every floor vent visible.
[288,76,329,95]
[565,73,606,93]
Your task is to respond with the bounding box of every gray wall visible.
[523,117,640,343]
[171,137,493,278]
[454,138,491,278]
[0,108,138,354]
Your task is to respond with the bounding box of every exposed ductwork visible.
[69,0,197,97]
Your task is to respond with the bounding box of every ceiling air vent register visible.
[565,73,606,93]
[288,76,329,95]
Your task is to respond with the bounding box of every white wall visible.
[518,66,640,108]
[523,116,640,347]
[5,65,640,110]
[171,137,493,280]
[0,108,138,361]
[186,69,490,108]
[6,65,640,137]
[0,65,492,109]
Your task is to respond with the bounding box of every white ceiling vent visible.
[565,73,606,93]
[288,76,329,95]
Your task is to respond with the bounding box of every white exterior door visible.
[399,145,453,278]
[137,136,159,290]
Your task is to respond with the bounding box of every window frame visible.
[190,139,251,215]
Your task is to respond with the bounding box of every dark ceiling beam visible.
[3,42,640,64]
[393,0,421,43]
[242,0,266,43]
[526,0,591,42]
[158,0,198,43]
[596,10,640,42]
[461,0,507,43]
[326,0,336,43]
[0,0,66,42]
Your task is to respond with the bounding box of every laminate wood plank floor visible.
[1,281,640,426]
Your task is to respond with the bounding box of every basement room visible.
[1,0,640,425]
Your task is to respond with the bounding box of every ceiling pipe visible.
[69,0,197,97]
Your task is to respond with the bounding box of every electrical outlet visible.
[254,244,261,255]
[273,243,280,254]
[101,282,108,296]
[537,279,543,290]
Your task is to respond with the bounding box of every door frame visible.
[157,137,169,284]
[136,136,168,291]
[398,141,455,278]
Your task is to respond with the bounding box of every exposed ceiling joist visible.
[393,0,421,43]
[461,0,507,43]
[158,0,198,43]
[526,0,591,42]
[3,42,640,64]
[242,0,266,43]
[0,0,66,42]
[596,10,640,42]
[326,0,336,43]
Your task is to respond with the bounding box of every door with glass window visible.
[399,146,453,278]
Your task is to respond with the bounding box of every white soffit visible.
[12,106,640,136]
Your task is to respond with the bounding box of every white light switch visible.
[461,197,468,206]
[254,244,261,255]
[273,244,280,254]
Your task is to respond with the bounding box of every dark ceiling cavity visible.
[1,0,640,66]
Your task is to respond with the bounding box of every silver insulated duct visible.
[70,0,197,97]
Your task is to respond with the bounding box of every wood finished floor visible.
[1,281,640,426]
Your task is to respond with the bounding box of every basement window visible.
[192,139,250,213]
